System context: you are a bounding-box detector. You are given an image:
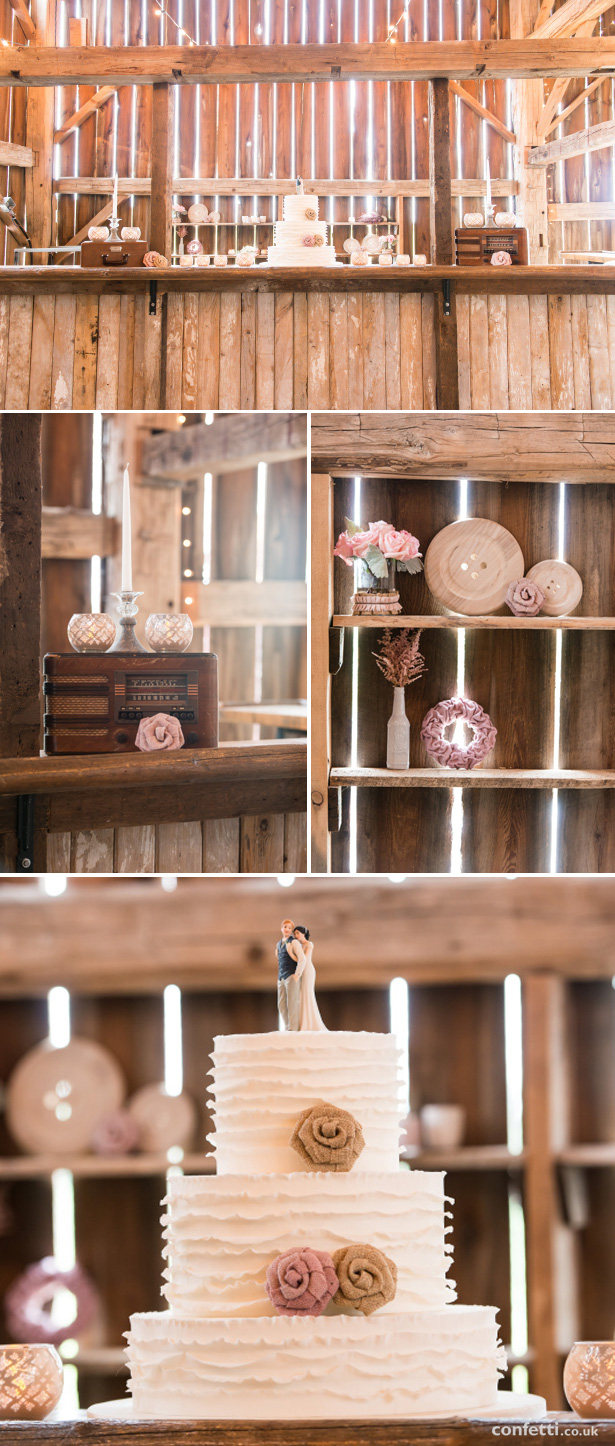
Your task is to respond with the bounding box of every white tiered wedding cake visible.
[267,184,337,267]
[126,1030,506,1419]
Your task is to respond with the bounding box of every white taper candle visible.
[121,464,132,590]
[485,161,492,218]
[113,172,119,218]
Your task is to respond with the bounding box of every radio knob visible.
[116,731,128,744]
[187,732,198,745]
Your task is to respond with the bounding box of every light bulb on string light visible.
[152,5,199,44]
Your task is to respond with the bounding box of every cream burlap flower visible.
[333,1243,397,1316]
[290,1100,365,1172]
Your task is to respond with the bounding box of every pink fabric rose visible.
[506,578,545,617]
[265,1247,339,1317]
[135,713,185,752]
[334,530,357,565]
[91,1109,141,1157]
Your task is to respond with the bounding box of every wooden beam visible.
[528,117,615,164]
[54,176,520,198]
[41,507,119,560]
[25,0,54,255]
[449,80,516,144]
[311,475,333,875]
[310,411,615,480]
[549,200,615,219]
[150,82,173,259]
[53,85,118,145]
[510,0,549,263]
[181,580,307,627]
[540,74,604,137]
[2,875,615,995]
[7,0,35,41]
[0,140,33,166]
[533,0,605,36]
[0,739,305,796]
[429,78,459,410]
[3,40,615,85]
[141,413,307,480]
[0,416,42,759]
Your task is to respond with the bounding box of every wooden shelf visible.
[0,739,306,796]
[332,614,615,630]
[557,1143,615,1166]
[403,1145,526,1170]
[0,1153,216,1180]
[330,767,615,790]
[1,265,615,296]
[2,1416,612,1446]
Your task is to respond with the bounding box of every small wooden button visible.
[526,558,583,616]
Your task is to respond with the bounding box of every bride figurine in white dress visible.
[292,925,327,1032]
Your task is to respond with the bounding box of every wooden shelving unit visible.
[311,452,615,873]
[0,1153,216,1181]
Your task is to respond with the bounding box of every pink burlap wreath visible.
[421,696,497,770]
[135,713,184,752]
[5,1258,100,1346]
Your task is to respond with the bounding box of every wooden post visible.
[523,973,575,1407]
[150,82,173,259]
[428,78,459,409]
[0,415,43,757]
[510,0,549,263]
[311,474,333,874]
[25,0,54,257]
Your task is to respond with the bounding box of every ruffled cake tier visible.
[127,1307,506,1419]
[209,1031,404,1174]
[161,1170,456,1318]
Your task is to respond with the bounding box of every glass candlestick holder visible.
[107,216,121,242]
[107,591,149,653]
[145,613,194,652]
[67,613,117,653]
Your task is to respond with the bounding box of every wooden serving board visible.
[526,559,584,616]
[424,519,524,616]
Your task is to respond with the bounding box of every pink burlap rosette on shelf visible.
[490,250,512,267]
[506,578,545,617]
[135,713,184,752]
[143,251,168,268]
[421,697,497,771]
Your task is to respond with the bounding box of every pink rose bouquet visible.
[334,517,423,581]
[265,1247,339,1317]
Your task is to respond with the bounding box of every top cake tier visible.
[208,1031,403,1175]
[283,194,320,223]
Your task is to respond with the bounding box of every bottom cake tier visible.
[127,1306,506,1419]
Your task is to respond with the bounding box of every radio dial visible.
[116,731,128,744]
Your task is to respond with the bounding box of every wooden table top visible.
[0,1413,610,1445]
[0,265,614,295]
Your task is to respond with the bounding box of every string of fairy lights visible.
[152,5,198,44]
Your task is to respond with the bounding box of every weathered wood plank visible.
[218,291,241,409]
[307,292,330,410]
[94,292,121,408]
[0,416,42,758]
[72,293,98,411]
[50,293,76,411]
[362,291,386,410]
[292,293,308,409]
[181,291,199,410]
[487,294,508,409]
[255,291,275,410]
[529,294,552,409]
[507,294,532,410]
[196,291,220,409]
[347,293,364,409]
[240,290,256,410]
[329,291,349,410]
[5,295,33,407]
[27,293,55,409]
[548,294,575,409]
[156,821,203,873]
[163,291,184,409]
[384,290,402,410]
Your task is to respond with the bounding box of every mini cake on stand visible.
[267,180,338,267]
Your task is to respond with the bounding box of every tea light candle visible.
[0,1345,64,1422]
[145,613,194,653]
[195,254,210,267]
[378,253,393,266]
[179,254,194,267]
[88,225,109,242]
[414,254,427,266]
[214,255,228,267]
[121,226,141,241]
[463,212,484,228]
[121,464,132,590]
[396,254,411,266]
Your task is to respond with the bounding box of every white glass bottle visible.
[387,686,410,770]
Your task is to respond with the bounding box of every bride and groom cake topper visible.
[276,919,326,1032]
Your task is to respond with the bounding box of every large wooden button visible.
[6,1038,125,1154]
[526,558,583,616]
[424,518,524,615]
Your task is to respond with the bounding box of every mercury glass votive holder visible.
[67,612,117,653]
[0,1345,64,1421]
[564,1343,615,1418]
[145,613,194,653]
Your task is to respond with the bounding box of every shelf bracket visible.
[16,794,35,872]
[149,279,158,316]
[442,278,452,316]
[328,626,345,676]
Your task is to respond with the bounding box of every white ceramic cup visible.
[420,1104,466,1150]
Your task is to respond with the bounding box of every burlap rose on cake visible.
[265,1247,338,1317]
[333,1243,397,1316]
[290,1101,365,1172]
[304,207,317,221]
[506,578,545,617]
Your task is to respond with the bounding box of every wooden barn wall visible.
[3,284,615,411]
[45,809,307,875]
[330,478,615,874]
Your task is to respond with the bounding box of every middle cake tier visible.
[162,1170,456,1318]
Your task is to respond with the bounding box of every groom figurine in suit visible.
[276,918,303,1031]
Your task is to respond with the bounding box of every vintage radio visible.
[43,653,218,756]
[454,226,529,267]
[80,239,149,268]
